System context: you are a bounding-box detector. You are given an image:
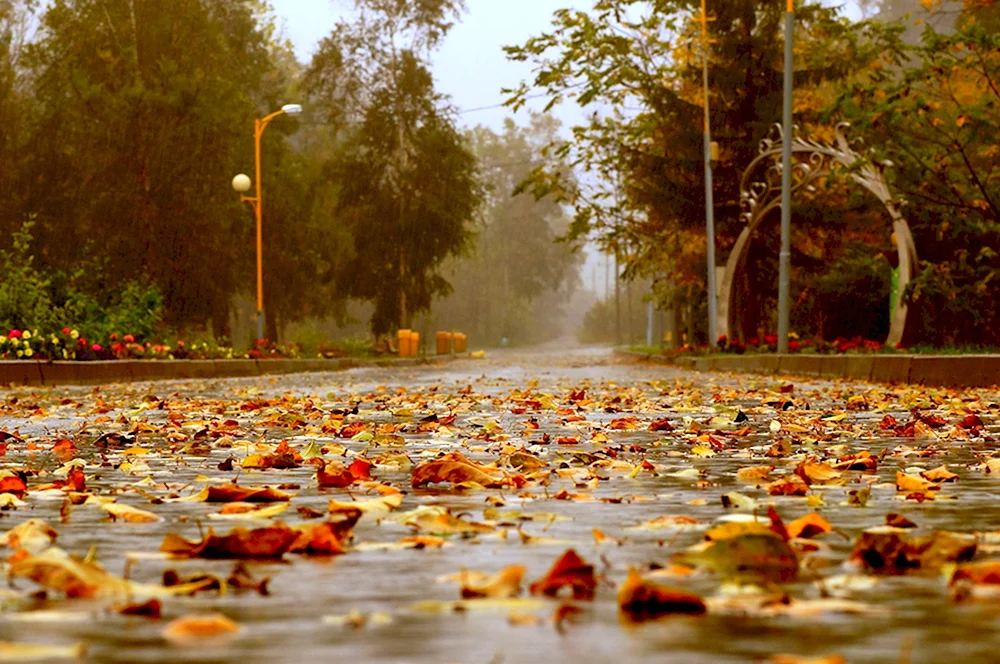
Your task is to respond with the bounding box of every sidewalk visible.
[616,349,1000,388]
[0,355,453,387]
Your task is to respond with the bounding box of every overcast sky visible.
[269,0,598,133]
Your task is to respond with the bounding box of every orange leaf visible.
[786,513,833,540]
[460,564,526,599]
[162,612,240,644]
[617,569,706,622]
[288,512,360,556]
[0,475,27,497]
[529,549,596,600]
[317,461,356,488]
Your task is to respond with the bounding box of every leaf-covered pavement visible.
[1,347,999,663]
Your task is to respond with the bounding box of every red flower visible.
[8,330,21,338]
[123,334,134,343]
[764,334,778,346]
[789,340,800,352]
[62,327,71,335]
[109,333,118,341]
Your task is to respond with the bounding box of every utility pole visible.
[777,0,794,353]
[700,0,718,347]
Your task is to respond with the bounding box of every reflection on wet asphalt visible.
[1,345,1000,663]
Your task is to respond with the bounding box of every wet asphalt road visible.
[1,346,999,663]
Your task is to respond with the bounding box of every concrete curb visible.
[614,349,1000,388]
[0,355,455,388]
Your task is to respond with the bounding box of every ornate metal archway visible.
[716,122,918,347]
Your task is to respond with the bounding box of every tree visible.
[505,0,902,342]
[832,4,1000,345]
[305,0,481,335]
[17,0,274,334]
[432,116,583,346]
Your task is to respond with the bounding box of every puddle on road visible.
[0,347,998,663]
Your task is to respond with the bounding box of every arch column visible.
[717,123,917,347]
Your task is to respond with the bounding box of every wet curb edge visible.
[0,356,458,387]
[615,350,1000,388]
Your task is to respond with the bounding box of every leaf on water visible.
[208,503,290,520]
[849,527,977,574]
[529,549,596,600]
[0,519,58,554]
[767,477,809,497]
[0,641,86,661]
[735,465,774,485]
[328,493,402,516]
[322,610,393,628]
[617,569,706,623]
[160,525,300,559]
[764,656,846,664]
[950,560,1000,586]
[288,513,361,555]
[161,612,240,645]
[177,484,292,503]
[459,565,526,599]
[785,513,833,540]
[674,533,799,584]
[101,503,161,523]
[895,472,939,493]
[794,459,842,486]
[411,452,509,489]
[920,465,959,482]
[396,506,494,536]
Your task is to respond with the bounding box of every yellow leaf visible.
[101,503,161,523]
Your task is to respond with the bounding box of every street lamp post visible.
[233,103,302,342]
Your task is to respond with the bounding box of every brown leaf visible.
[113,598,162,619]
[951,560,1000,586]
[160,524,300,559]
[617,569,705,622]
[884,513,917,529]
[529,549,596,600]
[849,528,977,574]
[186,484,292,503]
[411,452,508,488]
[767,476,809,496]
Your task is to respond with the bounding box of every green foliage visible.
[0,219,54,332]
[305,0,481,336]
[830,13,1000,345]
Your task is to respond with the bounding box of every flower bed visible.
[0,330,302,362]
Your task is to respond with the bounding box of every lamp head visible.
[232,173,252,193]
[281,104,303,116]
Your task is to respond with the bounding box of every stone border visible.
[0,355,452,387]
[616,350,1000,388]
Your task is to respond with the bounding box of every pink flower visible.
[9,330,21,338]
[92,344,102,352]
[123,334,134,343]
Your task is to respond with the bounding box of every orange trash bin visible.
[411,331,420,356]
[436,331,453,355]
[397,329,411,357]
[453,332,467,354]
